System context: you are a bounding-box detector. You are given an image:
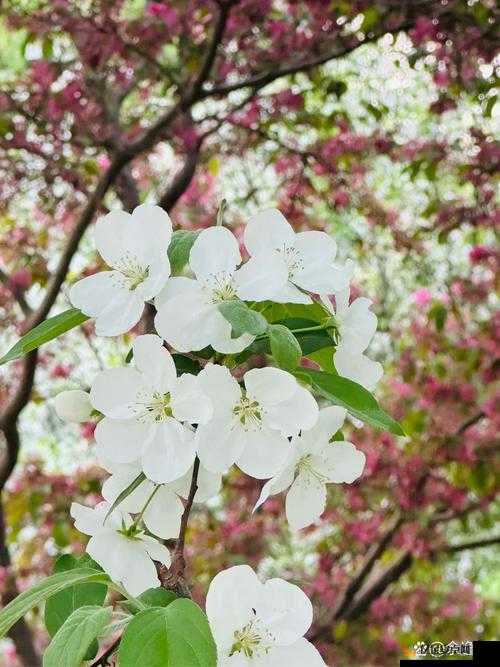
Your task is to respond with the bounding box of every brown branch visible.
[0,503,41,666]
[158,143,201,212]
[331,513,404,621]
[158,457,200,596]
[438,535,500,554]
[343,551,413,621]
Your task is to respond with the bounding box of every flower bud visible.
[53,390,92,423]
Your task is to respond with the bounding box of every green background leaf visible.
[218,301,268,337]
[0,568,109,639]
[268,324,302,370]
[168,230,199,275]
[118,599,216,667]
[43,605,111,667]
[44,554,107,643]
[296,368,404,435]
[0,308,89,366]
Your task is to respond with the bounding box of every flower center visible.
[114,252,149,291]
[230,619,273,659]
[117,521,143,540]
[205,271,237,303]
[233,394,262,429]
[297,454,329,483]
[277,244,304,280]
[134,391,173,423]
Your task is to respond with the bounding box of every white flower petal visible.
[196,419,243,474]
[234,250,288,302]
[94,290,145,337]
[70,502,106,536]
[154,276,200,310]
[235,428,291,479]
[292,231,337,292]
[189,227,241,282]
[285,472,326,530]
[244,209,295,256]
[197,364,240,418]
[142,486,184,539]
[298,406,347,455]
[141,534,171,566]
[209,314,255,354]
[259,577,313,645]
[253,464,295,512]
[88,532,160,597]
[53,390,93,423]
[69,272,126,318]
[141,419,196,483]
[314,441,366,483]
[94,210,133,267]
[170,464,222,503]
[333,348,383,390]
[340,297,378,353]
[206,565,260,653]
[101,470,154,513]
[95,418,151,464]
[129,204,172,264]
[134,257,171,301]
[260,639,326,666]
[132,335,176,393]
[244,367,297,406]
[171,373,213,424]
[268,281,312,304]
[155,291,221,353]
[264,385,318,437]
[90,367,143,417]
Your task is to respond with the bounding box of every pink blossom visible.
[8,267,32,290]
[80,422,96,440]
[412,288,431,306]
[469,244,493,263]
[409,16,437,44]
[147,2,179,30]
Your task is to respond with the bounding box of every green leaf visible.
[274,318,331,355]
[428,303,448,332]
[172,354,202,376]
[118,599,217,667]
[43,606,112,667]
[484,94,497,118]
[122,588,177,615]
[0,308,89,366]
[168,230,199,275]
[218,301,268,338]
[268,324,302,370]
[104,472,146,520]
[295,368,404,436]
[306,346,336,373]
[45,555,107,642]
[0,568,109,640]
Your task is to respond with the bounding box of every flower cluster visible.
[55,205,379,664]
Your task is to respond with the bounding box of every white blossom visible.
[70,501,170,597]
[154,226,287,354]
[206,564,326,666]
[242,209,350,304]
[53,389,93,423]
[196,365,318,479]
[91,334,212,483]
[70,205,172,336]
[100,458,221,539]
[321,287,383,390]
[254,407,365,530]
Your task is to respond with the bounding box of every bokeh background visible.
[0,1,498,665]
